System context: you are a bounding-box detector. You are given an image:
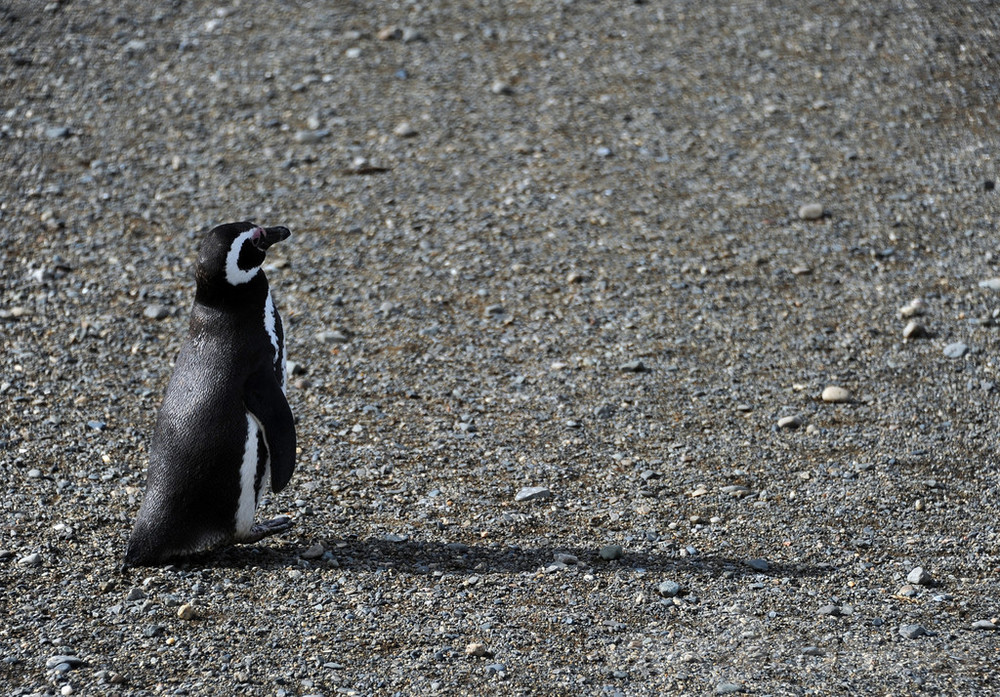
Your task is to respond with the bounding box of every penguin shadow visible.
[199,536,831,581]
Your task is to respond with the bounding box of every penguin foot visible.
[241,515,294,544]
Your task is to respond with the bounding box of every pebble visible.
[898,298,925,317]
[714,682,745,695]
[293,129,330,144]
[316,329,351,344]
[125,587,147,602]
[599,544,624,561]
[177,603,198,620]
[906,566,933,586]
[143,304,169,320]
[898,624,933,639]
[802,646,825,656]
[743,558,769,572]
[554,553,578,565]
[721,485,752,498]
[514,486,551,502]
[657,580,682,597]
[17,553,42,566]
[902,321,927,339]
[490,80,514,95]
[377,25,402,40]
[797,202,824,220]
[972,619,999,630]
[821,385,850,403]
[777,415,802,429]
[595,146,613,158]
[817,604,845,617]
[393,121,418,138]
[45,655,83,671]
[978,278,1000,291]
[618,359,647,373]
[485,663,507,677]
[27,468,42,478]
[45,126,70,139]
[465,642,489,657]
[943,342,968,358]
[301,542,325,559]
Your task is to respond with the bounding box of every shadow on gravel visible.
[198,537,831,580]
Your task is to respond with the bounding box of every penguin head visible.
[195,222,290,297]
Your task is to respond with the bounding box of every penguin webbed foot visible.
[241,515,294,544]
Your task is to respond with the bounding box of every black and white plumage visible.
[124,222,295,566]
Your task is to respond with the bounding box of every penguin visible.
[124,222,296,566]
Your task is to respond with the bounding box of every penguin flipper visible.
[243,369,297,493]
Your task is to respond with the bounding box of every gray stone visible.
[143,304,169,320]
[906,566,932,586]
[972,620,998,630]
[45,655,83,670]
[599,544,624,560]
[743,558,769,572]
[657,580,682,597]
[17,553,42,566]
[798,202,824,220]
[943,342,968,358]
[514,486,551,502]
[777,415,802,429]
[618,359,647,373]
[714,682,745,695]
[899,624,933,639]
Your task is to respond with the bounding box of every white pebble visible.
[798,202,824,220]
[821,386,850,403]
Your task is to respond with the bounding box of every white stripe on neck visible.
[225,230,261,286]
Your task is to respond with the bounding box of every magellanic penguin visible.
[124,222,296,566]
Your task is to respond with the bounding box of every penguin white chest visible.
[235,412,270,536]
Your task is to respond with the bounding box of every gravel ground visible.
[3,1,1000,695]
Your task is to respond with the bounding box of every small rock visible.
[465,642,489,657]
[401,27,425,43]
[899,624,933,639]
[554,553,578,565]
[393,121,417,138]
[485,663,507,677]
[902,321,927,339]
[17,553,42,566]
[45,655,84,671]
[972,619,998,630]
[376,25,402,40]
[906,566,933,586]
[821,385,850,403]
[798,202,824,220]
[490,80,514,95]
[777,415,802,429]
[293,129,330,144]
[301,543,325,559]
[618,359,647,373]
[595,146,613,158]
[45,126,70,139]
[897,584,919,598]
[27,468,42,478]
[177,604,198,621]
[316,329,351,344]
[125,587,147,602]
[978,278,1000,291]
[599,544,624,561]
[566,270,588,284]
[743,558,769,572]
[143,304,169,320]
[817,604,843,617]
[714,682,745,695]
[721,485,752,498]
[802,646,825,656]
[87,420,106,431]
[514,486,551,502]
[943,342,968,358]
[657,580,682,597]
[899,298,925,317]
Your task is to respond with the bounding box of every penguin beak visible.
[253,226,291,251]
